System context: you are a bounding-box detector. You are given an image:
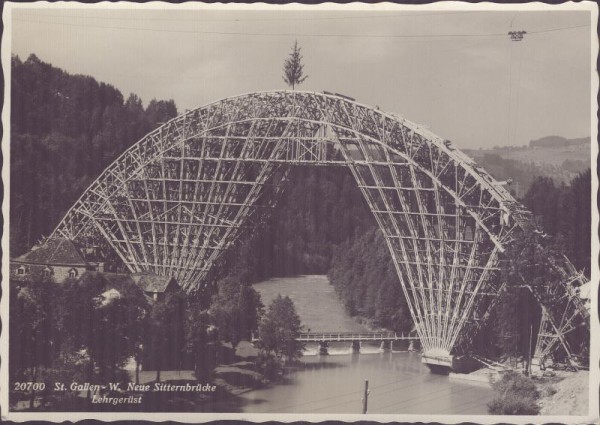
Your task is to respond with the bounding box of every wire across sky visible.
[12,17,590,39]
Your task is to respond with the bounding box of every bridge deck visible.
[298,332,418,342]
[252,332,419,343]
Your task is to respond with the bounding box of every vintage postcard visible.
[1,1,598,423]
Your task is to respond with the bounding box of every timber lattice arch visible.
[52,91,589,369]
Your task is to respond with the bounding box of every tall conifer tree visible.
[283,41,308,90]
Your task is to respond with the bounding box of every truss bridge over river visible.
[252,331,420,356]
[48,90,590,371]
[295,332,419,343]
[251,331,419,343]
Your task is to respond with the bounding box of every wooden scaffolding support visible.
[51,90,590,362]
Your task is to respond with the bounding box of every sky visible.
[7,4,595,150]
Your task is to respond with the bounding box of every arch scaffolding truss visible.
[51,91,589,369]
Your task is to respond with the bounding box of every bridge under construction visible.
[49,91,589,371]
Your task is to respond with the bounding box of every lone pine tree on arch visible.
[283,40,308,90]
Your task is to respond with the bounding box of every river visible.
[216,275,493,415]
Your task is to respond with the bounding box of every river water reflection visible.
[236,351,492,414]
[221,275,493,414]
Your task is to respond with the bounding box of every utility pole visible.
[362,379,369,414]
[527,323,533,376]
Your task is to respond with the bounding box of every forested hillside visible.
[529,135,589,148]
[10,54,178,256]
[522,170,591,274]
[233,166,373,281]
[464,136,590,194]
[466,154,569,197]
[328,228,412,332]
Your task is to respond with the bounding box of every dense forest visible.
[521,170,591,274]
[328,228,413,332]
[10,54,178,256]
[11,55,592,364]
[230,166,373,281]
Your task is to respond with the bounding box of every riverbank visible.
[449,368,498,386]
[128,341,268,402]
[538,371,589,415]
[213,341,267,396]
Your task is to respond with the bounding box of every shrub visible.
[256,352,282,380]
[487,371,540,415]
[493,371,540,398]
[488,393,540,415]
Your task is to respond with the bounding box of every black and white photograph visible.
[1,2,598,422]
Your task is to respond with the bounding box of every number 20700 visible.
[13,382,46,391]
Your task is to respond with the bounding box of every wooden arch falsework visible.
[52,91,589,371]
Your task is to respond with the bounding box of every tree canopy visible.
[523,170,591,275]
[484,171,591,361]
[10,54,178,257]
[9,275,62,381]
[61,273,147,382]
[143,290,187,381]
[257,295,304,363]
[209,275,264,348]
[328,227,412,332]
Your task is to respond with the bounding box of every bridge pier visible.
[381,341,393,352]
[319,341,329,355]
[408,339,421,352]
[394,340,409,351]
[352,341,361,353]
